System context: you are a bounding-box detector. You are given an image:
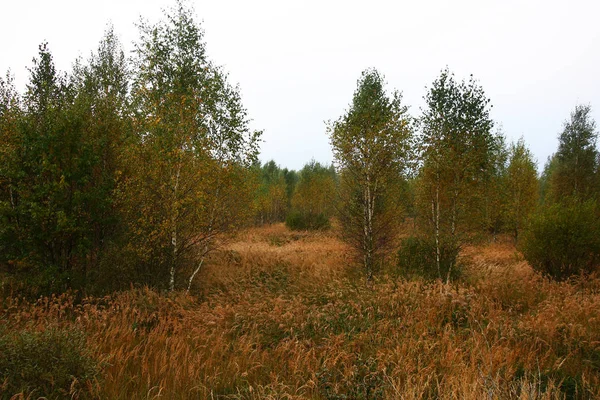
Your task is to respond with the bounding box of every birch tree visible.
[328,69,412,281]
[125,1,260,291]
[504,138,538,242]
[417,68,495,281]
[548,104,598,203]
[480,132,508,240]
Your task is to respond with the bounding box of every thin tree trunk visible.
[434,172,441,280]
[9,184,18,229]
[446,258,453,285]
[9,185,15,210]
[514,187,521,242]
[451,188,457,237]
[446,185,460,284]
[187,180,221,293]
[363,178,372,281]
[187,257,204,293]
[169,162,181,292]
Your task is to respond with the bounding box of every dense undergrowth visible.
[1,224,600,399]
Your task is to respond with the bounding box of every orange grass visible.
[2,224,600,399]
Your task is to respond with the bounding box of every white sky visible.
[2,0,600,171]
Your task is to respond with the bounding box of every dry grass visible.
[2,224,600,399]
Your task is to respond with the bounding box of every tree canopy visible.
[329,68,412,280]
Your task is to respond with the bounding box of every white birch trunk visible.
[187,257,204,293]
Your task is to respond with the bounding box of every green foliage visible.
[480,132,509,237]
[503,138,539,241]
[524,106,600,281]
[282,168,299,202]
[285,210,330,231]
[328,68,412,280]
[0,3,260,294]
[251,160,333,228]
[398,178,418,223]
[396,236,460,281]
[284,160,336,231]
[292,160,337,217]
[253,161,291,224]
[419,68,496,184]
[0,327,99,399]
[0,28,131,295]
[521,200,600,279]
[2,0,599,298]
[548,104,598,203]
[119,1,260,291]
[0,73,22,271]
[0,42,123,292]
[416,68,497,276]
[540,155,558,205]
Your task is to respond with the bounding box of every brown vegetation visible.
[2,224,600,399]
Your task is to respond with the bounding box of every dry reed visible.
[1,224,599,399]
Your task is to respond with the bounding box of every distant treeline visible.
[1,2,599,296]
[253,160,337,231]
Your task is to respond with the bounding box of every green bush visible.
[285,210,330,231]
[396,236,460,281]
[0,327,100,399]
[520,200,600,280]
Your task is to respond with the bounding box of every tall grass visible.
[1,224,599,399]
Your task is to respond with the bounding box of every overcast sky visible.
[2,0,599,171]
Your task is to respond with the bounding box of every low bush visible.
[285,210,330,231]
[396,235,461,281]
[0,327,100,399]
[520,200,600,280]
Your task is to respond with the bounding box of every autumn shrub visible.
[0,327,99,399]
[285,210,330,231]
[396,235,461,280]
[521,200,600,280]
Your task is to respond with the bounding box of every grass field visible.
[2,223,600,399]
